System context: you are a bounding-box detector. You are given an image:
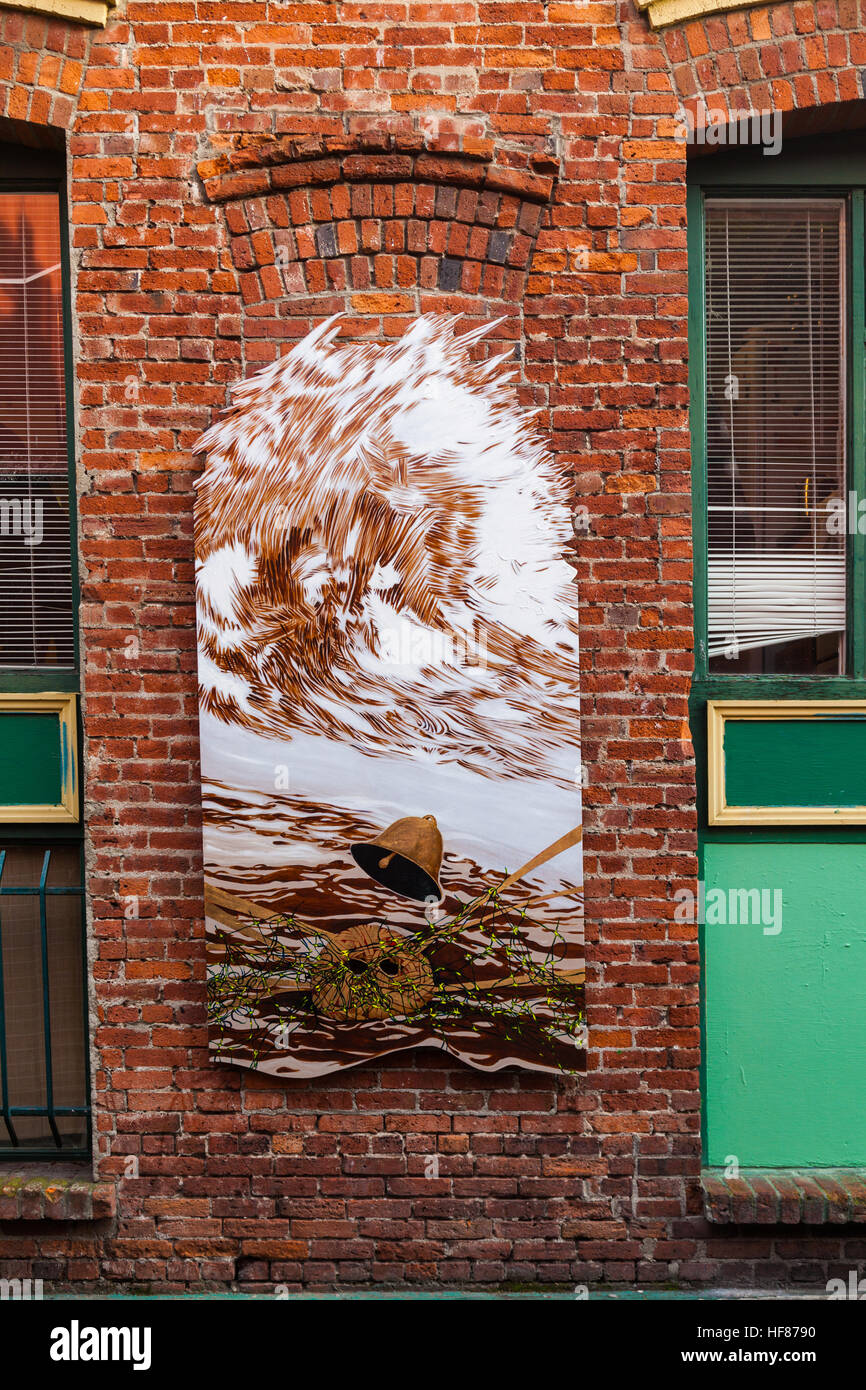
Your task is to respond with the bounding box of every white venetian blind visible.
[705,198,847,670]
[0,192,74,668]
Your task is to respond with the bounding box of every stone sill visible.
[0,0,117,27]
[635,0,768,29]
[0,1166,115,1221]
[702,1168,866,1224]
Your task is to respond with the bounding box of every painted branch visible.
[442,967,584,992]
[204,882,341,942]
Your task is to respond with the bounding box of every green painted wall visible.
[0,711,61,805]
[725,718,866,808]
[704,839,866,1166]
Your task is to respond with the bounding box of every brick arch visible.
[0,7,91,131]
[197,134,559,368]
[652,0,865,116]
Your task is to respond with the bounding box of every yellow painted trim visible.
[639,0,770,29]
[0,692,78,824]
[708,699,866,826]
[0,0,117,27]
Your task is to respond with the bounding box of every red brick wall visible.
[1,0,866,1290]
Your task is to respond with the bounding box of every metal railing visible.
[0,847,90,1157]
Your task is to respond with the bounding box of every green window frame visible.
[0,143,89,1161]
[689,145,866,700]
[689,142,866,817]
[0,146,81,698]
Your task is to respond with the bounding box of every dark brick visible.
[438,256,463,292]
[488,230,511,264]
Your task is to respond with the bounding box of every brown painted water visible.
[205,785,585,1077]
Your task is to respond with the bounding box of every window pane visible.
[0,845,87,1153]
[705,198,847,675]
[0,193,75,668]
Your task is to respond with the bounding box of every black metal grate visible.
[0,847,90,1157]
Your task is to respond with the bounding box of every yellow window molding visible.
[0,692,78,824]
[708,699,866,827]
[0,0,117,27]
[636,0,768,29]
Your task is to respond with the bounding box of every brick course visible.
[703,1170,866,1225]
[0,0,864,1292]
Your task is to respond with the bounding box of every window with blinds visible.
[0,192,74,668]
[705,198,847,675]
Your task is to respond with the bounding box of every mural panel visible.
[195,315,585,1076]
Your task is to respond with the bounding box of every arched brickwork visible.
[637,0,866,115]
[0,8,89,128]
[197,135,559,368]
